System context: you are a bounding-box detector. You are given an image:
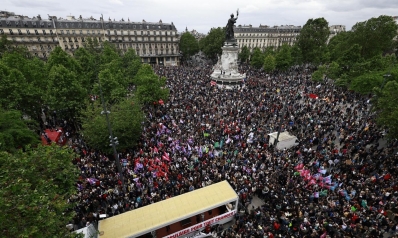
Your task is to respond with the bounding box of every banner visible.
[163,210,236,238]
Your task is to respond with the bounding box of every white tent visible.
[268,131,298,150]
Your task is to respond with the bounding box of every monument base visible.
[211,43,245,87]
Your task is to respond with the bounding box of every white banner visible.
[163,210,236,238]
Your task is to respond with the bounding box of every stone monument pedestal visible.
[211,41,246,88]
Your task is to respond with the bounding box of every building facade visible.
[0,11,180,66]
[234,24,302,51]
[328,25,346,43]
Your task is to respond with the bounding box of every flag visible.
[210,80,217,86]
[214,142,220,148]
[318,169,327,174]
[198,146,203,158]
[220,139,224,148]
[158,99,164,105]
[203,132,210,137]
[294,164,304,170]
[162,152,170,162]
[153,147,159,153]
[308,93,318,99]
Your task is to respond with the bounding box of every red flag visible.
[308,93,318,99]
[153,147,159,153]
[210,80,217,86]
[158,99,164,105]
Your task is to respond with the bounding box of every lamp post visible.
[98,81,126,193]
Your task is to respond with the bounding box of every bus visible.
[97,180,238,238]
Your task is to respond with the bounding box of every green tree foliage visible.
[374,81,398,139]
[326,61,340,80]
[297,18,329,64]
[0,52,47,119]
[328,31,353,62]
[94,68,128,103]
[199,27,225,60]
[122,48,142,84]
[350,15,398,60]
[312,65,327,82]
[290,44,302,65]
[238,45,250,63]
[0,144,79,237]
[275,44,293,71]
[250,47,265,69]
[0,34,14,57]
[81,98,143,152]
[74,47,97,90]
[179,32,199,60]
[263,54,276,73]
[46,65,87,120]
[350,72,384,94]
[0,109,39,151]
[47,46,82,74]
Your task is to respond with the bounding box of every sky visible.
[2,0,398,33]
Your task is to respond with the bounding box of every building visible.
[0,11,180,66]
[234,24,302,51]
[328,25,346,43]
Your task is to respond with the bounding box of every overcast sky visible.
[3,0,398,33]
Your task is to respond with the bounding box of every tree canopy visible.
[199,27,225,60]
[0,145,79,237]
[179,32,199,60]
[297,18,329,64]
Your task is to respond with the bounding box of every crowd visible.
[68,63,398,238]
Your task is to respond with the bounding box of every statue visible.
[225,9,239,42]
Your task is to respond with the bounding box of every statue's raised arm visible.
[225,9,239,44]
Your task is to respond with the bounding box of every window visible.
[37,37,41,42]
[92,30,95,34]
[66,30,70,34]
[97,30,101,35]
[114,30,117,35]
[0,29,3,34]
[9,29,13,35]
[60,30,64,35]
[72,30,75,34]
[42,30,46,35]
[50,30,53,35]
[26,29,30,35]
[180,218,191,226]
[18,29,22,35]
[79,30,83,35]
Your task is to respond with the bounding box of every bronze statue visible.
[225,9,239,42]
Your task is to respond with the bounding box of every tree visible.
[0,34,12,57]
[275,44,293,71]
[94,68,128,104]
[297,18,329,64]
[326,61,340,80]
[122,48,142,84]
[0,109,39,151]
[312,65,327,82]
[250,47,265,69]
[238,45,250,63]
[0,144,79,237]
[81,98,144,152]
[350,15,398,60]
[0,52,47,120]
[350,72,384,94]
[199,27,225,60]
[179,32,199,60]
[135,76,169,105]
[374,81,398,139]
[290,44,302,65]
[46,65,87,121]
[263,54,276,73]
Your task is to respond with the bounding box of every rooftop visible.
[98,181,237,238]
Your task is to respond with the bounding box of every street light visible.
[98,83,126,193]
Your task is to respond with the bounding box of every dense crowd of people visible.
[68,63,398,238]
